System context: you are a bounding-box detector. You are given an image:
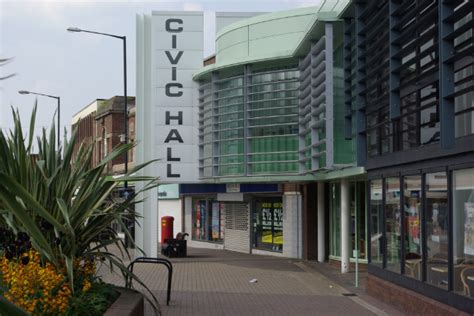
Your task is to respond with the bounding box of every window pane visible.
[367,129,379,157]
[352,182,367,260]
[192,200,223,243]
[370,179,383,266]
[403,176,422,280]
[426,172,449,289]
[455,110,474,138]
[453,168,474,297]
[421,121,440,145]
[208,202,224,242]
[253,198,283,252]
[386,177,401,272]
[192,200,207,241]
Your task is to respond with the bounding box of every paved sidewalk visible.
[100,248,405,316]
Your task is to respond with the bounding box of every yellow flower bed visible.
[0,250,96,315]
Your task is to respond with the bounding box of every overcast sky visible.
[0,0,319,143]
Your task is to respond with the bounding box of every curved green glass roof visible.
[193,0,350,80]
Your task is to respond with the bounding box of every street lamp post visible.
[18,90,60,148]
[68,27,133,248]
[67,27,128,190]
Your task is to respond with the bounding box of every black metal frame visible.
[126,257,173,306]
[421,171,428,283]
[399,176,405,275]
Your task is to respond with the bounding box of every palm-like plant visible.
[0,57,15,80]
[0,105,160,313]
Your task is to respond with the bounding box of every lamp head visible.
[18,90,30,95]
[67,27,82,32]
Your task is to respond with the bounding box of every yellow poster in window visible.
[274,231,283,244]
[262,230,272,243]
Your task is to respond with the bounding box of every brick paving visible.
[99,248,405,316]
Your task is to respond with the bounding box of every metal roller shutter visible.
[224,203,250,253]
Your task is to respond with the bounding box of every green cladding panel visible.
[333,43,354,165]
[196,1,363,181]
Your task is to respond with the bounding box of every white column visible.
[135,14,157,258]
[341,179,350,273]
[184,196,193,237]
[283,192,303,259]
[317,182,325,262]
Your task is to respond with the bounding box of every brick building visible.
[71,96,135,174]
[71,96,182,239]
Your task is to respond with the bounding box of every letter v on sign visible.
[165,51,183,65]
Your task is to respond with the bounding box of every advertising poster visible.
[273,202,283,245]
[212,202,220,239]
[195,201,201,239]
[220,203,225,239]
[200,201,206,239]
[408,216,420,241]
[261,202,273,243]
[464,202,474,255]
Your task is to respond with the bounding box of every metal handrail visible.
[126,257,173,306]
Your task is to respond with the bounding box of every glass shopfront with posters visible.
[253,197,283,252]
[368,165,474,306]
[329,181,367,262]
[192,199,225,243]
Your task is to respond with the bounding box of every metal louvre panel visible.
[344,17,355,140]
[450,0,474,139]
[298,26,333,173]
[198,80,212,178]
[360,0,390,156]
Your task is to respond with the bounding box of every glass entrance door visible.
[352,182,367,260]
[253,197,283,252]
[330,181,367,260]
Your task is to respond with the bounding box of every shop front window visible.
[453,168,474,298]
[403,175,422,280]
[426,172,449,289]
[385,177,401,272]
[253,198,283,252]
[351,182,366,260]
[192,199,224,243]
[370,180,383,266]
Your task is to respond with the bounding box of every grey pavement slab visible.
[99,247,405,316]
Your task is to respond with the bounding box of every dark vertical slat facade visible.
[343,0,474,312]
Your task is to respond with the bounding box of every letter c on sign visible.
[166,83,183,97]
[166,19,183,33]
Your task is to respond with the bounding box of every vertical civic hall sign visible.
[155,12,203,182]
[136,11,203,257]
[137,11,203,184]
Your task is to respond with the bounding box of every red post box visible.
[161,216,174,244]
